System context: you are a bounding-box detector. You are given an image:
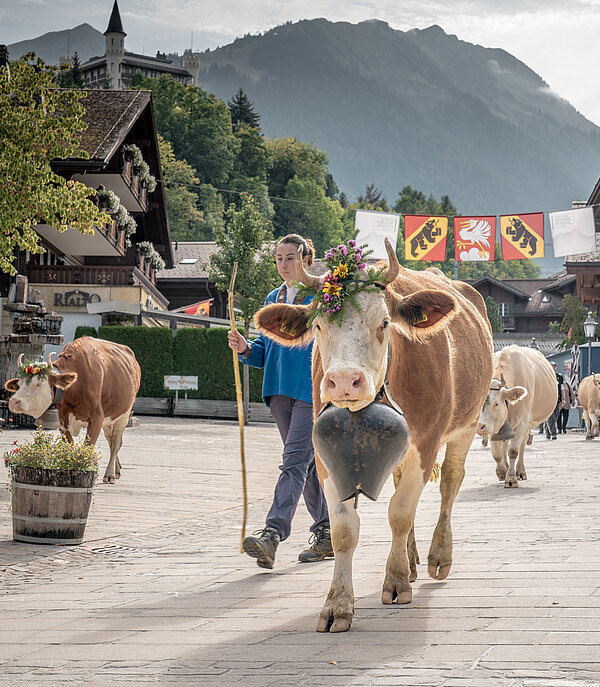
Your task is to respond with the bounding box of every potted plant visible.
[4,430,100,545]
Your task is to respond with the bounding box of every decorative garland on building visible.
[96,188,137,245]
[137,241,166,271]
[122,144,157,193]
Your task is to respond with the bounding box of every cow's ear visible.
[49,372,78,389]
[387,289,457,341]
[5,378,19,393]
[254,303,315,347]
[502,386,527,404]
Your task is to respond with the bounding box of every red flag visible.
[184,299,211,316]
[500,213,544,260]
[404,215,448,261]
[454,216,496,261]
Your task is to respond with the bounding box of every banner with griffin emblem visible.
[500,213,544,260]
[404,215,448,261]
[453,216,496,261]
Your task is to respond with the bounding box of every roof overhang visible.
[71,172,146,213]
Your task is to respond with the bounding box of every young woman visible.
[227,234,332,570]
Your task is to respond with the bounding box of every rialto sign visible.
[53,290,102,307]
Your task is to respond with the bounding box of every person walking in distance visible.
[546,362,565,440]
[227,234,332,570]
[558,376,576,434]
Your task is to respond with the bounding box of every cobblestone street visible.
[1,417,600,686]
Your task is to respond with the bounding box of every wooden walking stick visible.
[228,263,248,552]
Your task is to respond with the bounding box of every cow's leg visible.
[428,431,472,580]
[515,437,528,481]
[102,413,128,484]
[505,430,527,488]
[590,412,599,439]
[490,439,508,481]
[382,445,427,605]
[317,475,359,633]
[583,410,592,439]
[408,524,419,582]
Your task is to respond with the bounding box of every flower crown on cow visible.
[297,240,386,325]
[17,360,52,384]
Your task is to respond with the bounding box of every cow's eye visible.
[382,320,389,328]
[315,324,321,331]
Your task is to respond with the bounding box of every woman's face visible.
[275,242,309,283]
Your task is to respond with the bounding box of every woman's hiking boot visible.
[243,527,280,569]
[298,525,334,563]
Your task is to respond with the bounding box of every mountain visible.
[7,24,104,65]
[194,19,600,273]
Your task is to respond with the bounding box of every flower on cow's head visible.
[296,240,385,324]
[17,360,52,385]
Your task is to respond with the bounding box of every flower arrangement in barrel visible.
[4,430,100,472]
[298,239,385,325]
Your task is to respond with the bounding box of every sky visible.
[2,0,600,125]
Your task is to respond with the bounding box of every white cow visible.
[477,345,557,487]
[578,374,600,439]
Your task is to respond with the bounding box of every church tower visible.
[104,0,126,89]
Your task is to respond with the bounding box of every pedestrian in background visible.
[557,377,576,434]
[546,362,565,440]
[227,234,332,570]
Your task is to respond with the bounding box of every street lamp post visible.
[583,310,598,377]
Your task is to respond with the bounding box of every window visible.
[498,302,513,317]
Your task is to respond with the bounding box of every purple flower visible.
[348,239,356,247]
[359,263,366,269]
[323,294,330,302]
[337,244,348,255]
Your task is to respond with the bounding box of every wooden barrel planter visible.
[11,466,96,545]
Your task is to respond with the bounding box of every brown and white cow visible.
[254,239,493,632]
[5,337,141,484]
[476,345,557,487]
[578,373,600,439]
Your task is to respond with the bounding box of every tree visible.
[227,123,273,217]
[0,54,109,274]
[557,295,590,350]
[485,296,504,332]
[208,194,279,415]
[70,53,84,88]
[157,135,203,241]
[144,74,239,186]
[357,183,388,211]
[228,88,260,132]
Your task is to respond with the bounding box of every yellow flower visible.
[333,263,349,278]
[323,280,342,296]
[32,367,40,375]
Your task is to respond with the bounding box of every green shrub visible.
[98,325,174,397]
[173,327,264,402]
[4,430,99,472]
[74,325,97,339]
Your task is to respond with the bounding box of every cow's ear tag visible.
[280,321,301,336]
[411,308,428,325]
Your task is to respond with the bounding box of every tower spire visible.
[104,0,126,37]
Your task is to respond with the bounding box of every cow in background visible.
[578,374,600,439]
[5,337,141,484]
[254,239,493,632]
[477,345,557,487]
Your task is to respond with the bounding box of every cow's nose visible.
[324,370,366,399]
[477,423,487,435]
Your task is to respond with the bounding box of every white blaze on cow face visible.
[7,375,54,419]
[316,289,391,411]
[477,379,528,436]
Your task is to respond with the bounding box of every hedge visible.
[98,325,174,397]
[173,327,263,402]
[74,325,97,339]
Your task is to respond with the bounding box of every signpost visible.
[163,375,198,405]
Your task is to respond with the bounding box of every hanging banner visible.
[404,215,448,261]
[500,213,544,259]
[354,209,400,260]
[453,216,496,261]
[184,299,212,316]
[549,206,596,257]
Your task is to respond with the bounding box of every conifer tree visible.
[228,88,260,132]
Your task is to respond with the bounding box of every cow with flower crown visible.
[253,238,493,632]
[4,337,141,484]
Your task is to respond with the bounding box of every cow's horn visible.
[295,246,323,290]
[47,351,57,368]
[17,353,24,368]
[378,237,400,285]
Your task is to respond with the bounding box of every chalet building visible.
[467,271,576,333]
[78,1,193,90]
[156,242,227,318]
[1,88,174,346]
[565,177,600,305]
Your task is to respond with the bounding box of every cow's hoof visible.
[504,479,518,488]
[517,471,527,480]
[586,435,593,440]
[316,612,352,633]
[103,476,116,484]
[428,561,451,580]
[496,470,507,482]
[381,585,412,605]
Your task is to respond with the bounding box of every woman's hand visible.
[227,329,248,353]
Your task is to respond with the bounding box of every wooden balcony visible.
[27,265,138,286]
